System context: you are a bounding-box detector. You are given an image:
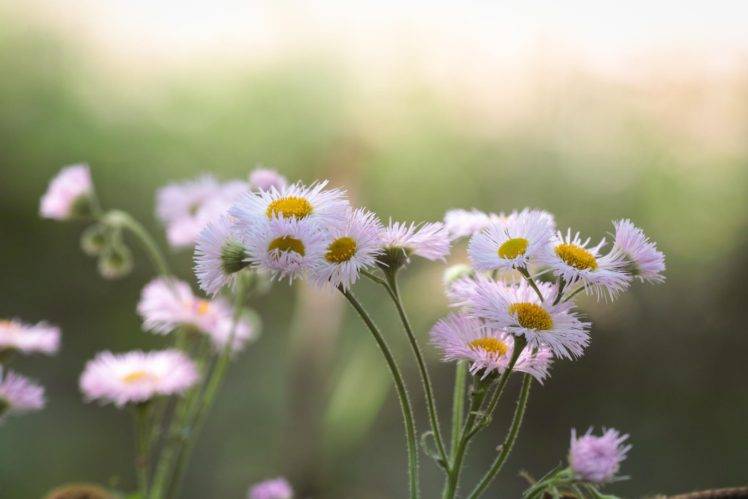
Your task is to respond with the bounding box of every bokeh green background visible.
[1,4,748,498]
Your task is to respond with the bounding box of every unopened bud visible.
[98,245,133,280]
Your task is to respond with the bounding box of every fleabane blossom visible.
[541,229,631,301]
[39,164,94,220]
[0,319,60,355]
[231,180,349,231]
[249,168,288,192]
[468,210,554,273]
[312,208,383,290]
[380,221,451,264]
[459,279,589,359]
[444,209,491,240]
[244,217,326,282]
[248,477,294,499]
[569,427,631,483]
[430,313,552,382]
[157,176,247,248]
[612,219,665,284]
[80,349,199,407]
[195,215,249,295]
[138,278,256,352]
[0,370,45,420]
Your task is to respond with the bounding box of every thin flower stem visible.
[103,210,172,277]
[164,281,250,499]
[382,270,449,468]
[562,285,585,303]
[552,277,566,306]
[449,361,467,461]
[134,403,151,498]
[467,373,533,499]
[340,288,420,499]
[518,268,545,302]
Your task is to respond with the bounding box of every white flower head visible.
[612,219,665,284]
[39,164,94,220]
[0,319,60,356]
[311,208,383,290]
[0,370,45,420]
[459,279,590,359]
[444,209,491,240]
[468,209,554,272]
[541,229,632,301]
[195,215,249,295]
[380,221,451,263]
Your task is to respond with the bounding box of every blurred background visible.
[1,0,747,497]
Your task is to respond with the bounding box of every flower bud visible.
[98,244,133,280]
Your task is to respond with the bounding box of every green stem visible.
[103,210,171,277]
[134,403,152,497]
[467,373,533,498]
[449,361,467,462]
[442,379,490,499]
[552,277,566,306]
[562,285,585,303]
[383,270,449,468]
[518,268,545,302]
[341,288,419,499]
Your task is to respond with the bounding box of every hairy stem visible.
[468,373,533,498]
[103,210,171,277]
[449,361,467,462]
[341,288,420,499]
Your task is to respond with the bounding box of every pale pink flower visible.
[0,370,45,420]
[194,215,249,295]
[0,319,60,355]
[444,209,491,240]
[249,168,288,192]
[39,164,93,220]
[380,221,451,262]
[612,219,665,283]
[569,427,631,483]
[80,349,199,407]
[248,478,294,499]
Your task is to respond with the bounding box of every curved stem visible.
[383,270,449,468]
[468,373,533,499]
[104,210,172,277]
[449,361,467,461]
[340,288,419,499]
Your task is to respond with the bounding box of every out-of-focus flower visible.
[0,370,45,420]
[0,319,60,356]
[231,180,348,231]
[458,279,589,359]
[444,209,491,240]
[380,221,451,265]
[247,477,294,499]
[40,164,94,220]
[195,215,249,295]
[244,217,326,282]
[79,350,199,407]
[137,278,256,352]
[569,427,631,483]
[468,209,554,273]
[156,176,247,248]
[541,229,631,301]
[430,313,552,381]
[249,168,288,192]
[612,219,665,284]
[312,208,383,290]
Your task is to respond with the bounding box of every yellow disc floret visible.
[122,370,155,384]
[268,236,306,256]
[468,337,509,357]
[555,243,598,270]
[266,196,313,220]
[498,237,529,259]
[325,236,357,263]
[508,302,553,330]
[195,300,211,315]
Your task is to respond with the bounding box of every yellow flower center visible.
[325,236,357,263]
[121,370,156,384]
[498,237,529,259]
[555,243,598,270]
[508,302,553,330]
[268,236,306,256]
[468,337,509,357]
[266,196,313,220]
[195,300,211,315]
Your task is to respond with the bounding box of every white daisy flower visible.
[249,168,288,192]
[444,209,491,240]
[137,278,256,352]
[541,229,631,301]
[460,279,589,359]
[0,319,60,356]
[468,210,554,272]
[245,217,326,282]
[79,350,199,407]
[612,219,665,284]
[194,215,249,295]
[311,208,383,290]
[0,370,45,420]
[231,180,349,231]
[39,164,94,220]
[380,221,451,264]
[430,313,553,382]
